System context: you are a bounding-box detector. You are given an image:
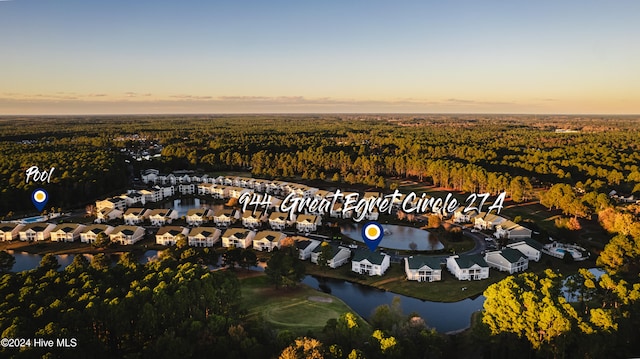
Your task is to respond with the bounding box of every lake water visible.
[160,198,222,217]
[302,275,484,333]
[340,223,444,251]
[8,250,92,271]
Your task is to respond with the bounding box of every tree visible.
[92,232,111,249]
[317,242,333,271]
[266,246,305,289]
[90,253,110,270]
[223,247,242,270]
[240,249,257,271]
[279,337,325,359]
[0,250,15,272]
[176,234,188,249]
[427,215,441,229]
[66,254,89,273]
[370,296,404,331]
[39,253,60,271]
[482,270,601,356]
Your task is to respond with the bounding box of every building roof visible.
[82,224,110,234]
[124,208,147,216]
[509,238,543,251]
[21,223,54,232]
[297,214,319,224]
[352,250,387,265]
[313,242,348,259]
[406,255,443,270]
[295,239,317,250]
[53,223,81,233]
[0,223,21,232]
[453,254,488,269]
[187,209,208,217]
[269,212,288,221]
[255,230,285,243]
[498,248,528,264]
[112,225,143,236]
[188,227,220,238]
[148,209,173,217]
[222,228,251,239]
[242,210,262,219]
[156,226,186,236]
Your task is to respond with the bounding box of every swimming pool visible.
[19,216,47,224]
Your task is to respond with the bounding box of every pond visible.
[8,250,159,271]
[160,198,223,217]
[340,223,444,251]
[8,250,91,271]
[302,275,483,333]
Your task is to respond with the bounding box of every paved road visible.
[461,229,490,255]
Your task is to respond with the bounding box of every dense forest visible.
[1,115,639,358]
[1,115,639,216]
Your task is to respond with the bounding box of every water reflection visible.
[340,223,444,251]
[160,198,223,217]
[302,275,484,333]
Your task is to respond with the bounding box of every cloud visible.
[0,92,572,115]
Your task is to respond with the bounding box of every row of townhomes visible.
[0,222,145,245]
[452,209,533,239]
[405,237,544,282]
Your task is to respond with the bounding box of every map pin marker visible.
[362,221,384,251]
[31,188,49,212]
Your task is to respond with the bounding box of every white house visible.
[507,238,543,262]
[155,185,175,198]
[188,227,221,247]
[494,221,532,239]
[311,242,352,268]
[197,183,215,195]
[253,230,286,252]
[211,186,229,199]
[186,209,211,226]
[155,226,189,246]
[212,208,238,227]
[50,223,86,242]
[120,191,145,207]
[446,254,490,281]
[109,225,145,245]
[474,212,507,230]
[485,248,529,274]
[95,197,127,212]
[452,208,478,224]
[296,238,320,260]
[404,255,442,282]
[80,224,114,244]
[123,208,149,225]
[351,250,391,276]
[242,210,264,229]
[148,209,178,226]
[268,211,292,230]
[221,228,256,249]
[139,189,163,203]
[296,215,321,233]
[141,169,159,184]
[19,223,56,241]
[179,183,196,195]
[0,223,24,241]
[228,186,252,199]
[95,207,123,223]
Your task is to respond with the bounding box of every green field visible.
[241,274,366,335]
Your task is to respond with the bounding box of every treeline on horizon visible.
[0,115,638,216]
[0,115,640,215]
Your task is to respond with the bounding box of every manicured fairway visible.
[241,275,363,334]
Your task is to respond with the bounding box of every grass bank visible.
[240,274,368,335]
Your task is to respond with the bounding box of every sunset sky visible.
[1,0,639,115]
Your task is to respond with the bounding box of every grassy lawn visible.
[241,274,367,335]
